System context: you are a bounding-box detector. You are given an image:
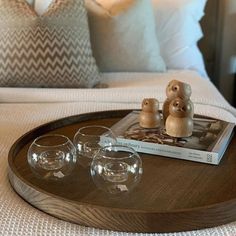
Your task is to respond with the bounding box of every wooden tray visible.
[8,110,236,233]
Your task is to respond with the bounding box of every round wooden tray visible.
[8,110,236,233]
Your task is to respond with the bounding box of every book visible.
[108,111,235,165]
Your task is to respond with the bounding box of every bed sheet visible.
[0,70,236,236]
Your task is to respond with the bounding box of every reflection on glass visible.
[90,145,142,195]
[73,125,116,167]
[28,134,76,180]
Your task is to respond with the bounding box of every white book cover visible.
[109,111,235,165]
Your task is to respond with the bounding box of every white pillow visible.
[85,0,166,73]
[152,0,208,78]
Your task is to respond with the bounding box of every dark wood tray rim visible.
[8,109,236,214]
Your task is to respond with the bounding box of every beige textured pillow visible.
[85,0,166,72]
[0,0,100,88]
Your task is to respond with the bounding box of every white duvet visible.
[1,70,236,236]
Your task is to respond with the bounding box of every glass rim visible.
[75,125,113,137]
[32,134,72,148]
[96,144,139,160]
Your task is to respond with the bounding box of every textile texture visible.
[85,0,166,72]
[0,0,100,88]
[152,0,208,78]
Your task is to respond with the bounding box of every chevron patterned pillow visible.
[0,0,100,88]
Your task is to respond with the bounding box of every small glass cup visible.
[27,134,76,180]
[90,145,143,195]
[73,125,116,167]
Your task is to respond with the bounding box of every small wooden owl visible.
[162,80,194,122]
[165,97,193,138]
[139,98,161,128]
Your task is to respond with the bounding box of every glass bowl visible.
[90,145,143,195]
[73,125,116,167]
[27,134,76,180]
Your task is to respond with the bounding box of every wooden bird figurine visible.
[165,97,193,138]
[162,80,194,123]
[139,98,161,128]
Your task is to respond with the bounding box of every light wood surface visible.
[166,98,193,137]
[8,110,236,233]
[139,98,161,128]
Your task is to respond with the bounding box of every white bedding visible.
[1,70,236,236]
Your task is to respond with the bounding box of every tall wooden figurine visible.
[165,98,193,137]
[162,80,193,122]
[139,98,161,128]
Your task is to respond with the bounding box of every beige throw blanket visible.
[0,71,236,236]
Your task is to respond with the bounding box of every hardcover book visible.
[109,111,235,165]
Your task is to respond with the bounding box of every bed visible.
[1,0,236,235]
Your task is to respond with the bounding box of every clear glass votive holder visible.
[73,125,116,167]
[27,134,76,180]
[90,145,143,195]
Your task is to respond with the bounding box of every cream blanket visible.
[1,70,236,236]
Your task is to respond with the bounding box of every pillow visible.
[152,0,208,78]
[85,0,166,73]
[0,0,100,88]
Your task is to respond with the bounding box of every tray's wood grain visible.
[8,110,236,233]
